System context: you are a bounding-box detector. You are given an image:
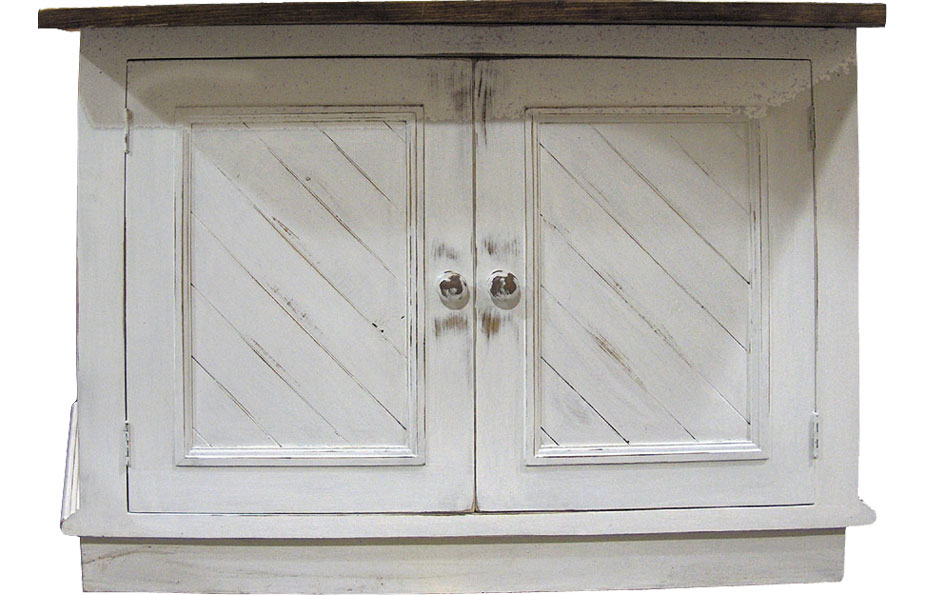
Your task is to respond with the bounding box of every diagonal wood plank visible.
[538,123,749,340]
[191,291,348,448]
[541,293,695,445]
[192,219,409,446]
[543,227,749,441]
[667,122,753,212]
[317,120,410,209]
[192,143,408,358]
[191,128,410,348]
[192,428,211,449]
[248,122,408,276]
[540,149,748,413]
[592,122,752,277]
[540,360,629,447]
[539,427,558,447]
[191,361,281,449]
[190,154,410,430]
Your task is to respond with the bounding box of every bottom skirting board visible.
[81,529,846,593]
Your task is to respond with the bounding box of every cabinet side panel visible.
[812,53,861,507]
[74,39,130,528]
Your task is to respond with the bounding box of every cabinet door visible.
[125,59,474,513]
[475,59,816,511]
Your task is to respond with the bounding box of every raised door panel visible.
[125,59,474,513]
[186,112,418,460]
[532,111,762,460]
[475,59,816,511]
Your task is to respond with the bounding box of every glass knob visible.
[436,271,470,310]
[488,270,520,310]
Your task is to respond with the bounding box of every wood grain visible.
[533,113,762,454]
[538,119,751,345]
[80,531,847,593]
[38,1,886,31]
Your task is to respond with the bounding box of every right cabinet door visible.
[475,59,817,511]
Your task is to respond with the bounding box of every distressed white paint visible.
[63,25,869,595]
[185,111,419,458]
[532,112,757,455]
[81,530,846,593]
[61,401,79,525]
[475,58,815,511]
[125,58,474,513]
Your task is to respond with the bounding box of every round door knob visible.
[488,270,520,310]
[436,271,470,310]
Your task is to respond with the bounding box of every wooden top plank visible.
[38,2,886,31]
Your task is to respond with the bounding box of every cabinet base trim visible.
[62,501,875,539]
[81,529,845,593]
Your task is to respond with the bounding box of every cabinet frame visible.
[64,22,870,539]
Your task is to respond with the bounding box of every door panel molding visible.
[177,107,425,466]
[525,107,768,465]
[474,58,816,511]
[125,58,474,513]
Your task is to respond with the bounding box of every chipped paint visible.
[593,333,647,393]
[434,313,469,338]
[270,215,300,241]
[483,238,520,257]
[432,242,460,261]
[475,61,493,142]
[480,310,502,338]
[451,85,470,114]
[429,63,470,114]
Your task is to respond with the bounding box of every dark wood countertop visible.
[38,1,887,31]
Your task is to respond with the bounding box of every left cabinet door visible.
[124,58,474,513]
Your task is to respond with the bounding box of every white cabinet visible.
[125,56,816,515]
[41,1,885,592]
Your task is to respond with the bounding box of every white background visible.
[2,0,922,593]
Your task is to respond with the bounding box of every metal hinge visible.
[808,105,816,151]
[123,421,132,468]
[811,412,820,459]
[123,108,132,154]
